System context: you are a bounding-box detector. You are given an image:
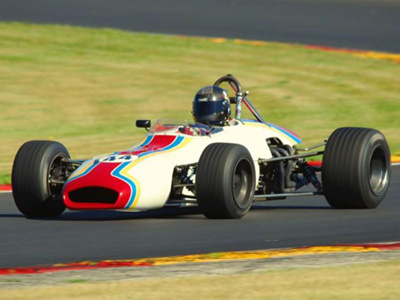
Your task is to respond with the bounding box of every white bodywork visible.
[66,120,300,211]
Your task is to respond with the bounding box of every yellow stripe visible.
[123,245,381,266]
[209,38,227,44]
[50,245,387,269]
[269,126,299,144]
[67,160,95,181]
[355,52,400,63]
[242,122,268,128]
[121,136,193,210]
[234,39,269,46]
[119,159,141,211]
[391,155,400,163]
[242,121,299,144]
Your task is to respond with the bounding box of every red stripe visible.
[305,45,367,54]
[0,262,153,275]
[308,159,399,167]
[130,135,176,156]
[307,161,322,167]
[342,243,400,251]
[242,99,257,116]
[272,124,301,140]
[0,184,12,191]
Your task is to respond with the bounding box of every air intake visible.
[69,187,118,204]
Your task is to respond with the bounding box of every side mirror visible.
[136,120,151,131]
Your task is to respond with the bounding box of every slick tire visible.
[322,127,391,209]
[12,141,69,218]
[196,143,255,219]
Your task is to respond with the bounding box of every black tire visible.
[322,127,391,209]
[196,143,256,219]
[12,141,69,218]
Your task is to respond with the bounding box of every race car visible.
[12,75,391,219]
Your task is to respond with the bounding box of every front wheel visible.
[322,127,391,208]
[196,143,256,219]
[12,141,70,218]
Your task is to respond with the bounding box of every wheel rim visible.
[369,146,389,195]
[48,153,68,197]
[232,159,253,209]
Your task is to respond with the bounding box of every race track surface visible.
[1,167,399,268]
[1,0,399,52]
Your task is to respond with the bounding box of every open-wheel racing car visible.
[12,75,392,219]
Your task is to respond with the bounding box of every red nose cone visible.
[63,162,131,210]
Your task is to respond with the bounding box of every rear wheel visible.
[322,127,391,208]
[12,141,69,217]
[196,143,255,219]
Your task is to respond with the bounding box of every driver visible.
[192,86,231,126]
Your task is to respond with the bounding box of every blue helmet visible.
[192,86,231,126]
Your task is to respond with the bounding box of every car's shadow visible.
[251,205,331,211]
[0,213,25,218]
[55,207,204,221]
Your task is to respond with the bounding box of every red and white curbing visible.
[0,184,11,193]
[304,45,400,64]
[177,36,400,64]
[0,241,399,275]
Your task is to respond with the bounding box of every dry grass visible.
[2,259,400,300]
[0,23,399,182]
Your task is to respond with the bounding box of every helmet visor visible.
[193,101,226,116]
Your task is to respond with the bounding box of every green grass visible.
[0,22,399,183]
[66,278,88,284]
[0,174,11,185]
[3,278,21,283]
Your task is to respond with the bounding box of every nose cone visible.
[63,161,133,210]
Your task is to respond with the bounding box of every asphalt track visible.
[1,0,400,52]
[1,1,399,269]
[0,167,398,268]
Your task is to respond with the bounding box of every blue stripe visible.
[68,136,153,184]
[242,119,261,123]
[66,160,99,183]
[135,135,153,149]
[111,161,138,209]
[268,123,302,144]
[114,136,185,209]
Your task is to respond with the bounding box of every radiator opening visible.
[69,187,118,204]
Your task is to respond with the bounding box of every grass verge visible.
[2,259,400,300]
[0,23,399,183]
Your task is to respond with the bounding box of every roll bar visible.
[213,74,266,124]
